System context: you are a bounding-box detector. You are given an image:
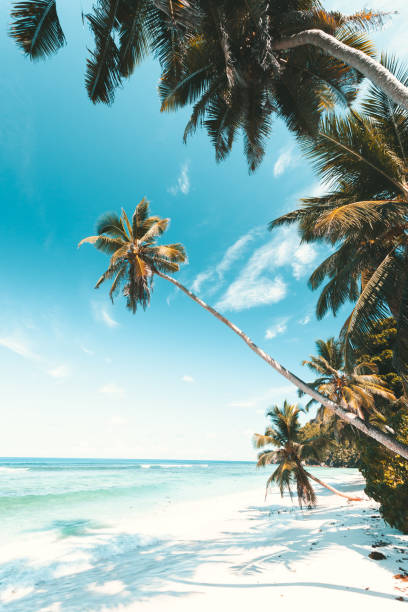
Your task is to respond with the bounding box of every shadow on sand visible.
[1,485,406,611]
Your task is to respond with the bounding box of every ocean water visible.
[0,458,362,610]
[0,457,268,542]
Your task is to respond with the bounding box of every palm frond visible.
[10,0,65,59]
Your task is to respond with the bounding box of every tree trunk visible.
[155,270,408,461]
[305,470,362,502]
[272,29,408,111]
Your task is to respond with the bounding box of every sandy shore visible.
[2,473,408,610]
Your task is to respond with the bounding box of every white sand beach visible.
[2,471,408,611]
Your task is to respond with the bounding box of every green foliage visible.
[270,58,408,375]
[358,409,408,533]
[354,318,408,533]
[299,420,360,467]
[9,0,384,170]
[79,198,186,312]
[254,401,327,507]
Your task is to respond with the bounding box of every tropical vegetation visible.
[270,57,408,378]
[79,200,408,461]
[23,0,408,531]
[253,401,361,506]
[269,65,408,529]
[9,1,408,170]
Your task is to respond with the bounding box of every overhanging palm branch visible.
[10,0,65,59]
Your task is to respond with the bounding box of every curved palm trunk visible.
[272,29,408,111]
[155,270,408,460]
[304,470,362,502]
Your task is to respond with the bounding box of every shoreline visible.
[2,473,408,610]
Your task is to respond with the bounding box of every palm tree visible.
[301,337,396,422]
[270,56,408,372]
[79,199,408,460]
[10,2,408,169]
[78,198,187,311]
[254,401,362,506]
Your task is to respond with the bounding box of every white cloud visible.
[273,146,297,177]
[216,226,317,311]
[299,314,311,326]
[92,303,119,328]
[0,337,39,361]
[228,399,256,408]
[101,309,119,328]
[81,346,94,355]
[110,415,127,425]
[48,364,71,379]
[181,375,194,383]
[216,275,286,312]
[292,243,317,280]
[191,230,258,295]
[265,318,289,340]
[191,271,214,293]
[228,385,297,411]
[216,232,257,276]
[99,383,125,395]
[169,162,190,196]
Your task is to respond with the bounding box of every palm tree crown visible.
[254,401,324,507]
[301,337,396,421]
[10,0,387,171]
[79,198,186,312]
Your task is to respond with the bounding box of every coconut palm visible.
[301,337,396,423]
[78,198,187,311]
[270,56,408,371]
[10,2,408,169]
[254,401,362,506]
[79,199,408,460]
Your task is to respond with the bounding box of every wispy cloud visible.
[101,309,118,328]
[192,229,259,295]
[110,415,127,425]
[273,146,298,178]
[216,226,317,311]
[228,399,256,408]
[99,383,125,395]
[48,364,71,379]
[299,314,311,326]
[181,375,194,383]
[92,303,119,328]
[265,318,289,340]
[81,346,94,355]
[169,162,190,196]
[228,385,297,410]
[191,271,214,293]
[0,336,39,361]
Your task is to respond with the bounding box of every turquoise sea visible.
[0,458,362,610]
[0,457,269,542]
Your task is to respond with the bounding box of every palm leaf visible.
[10,0,65,59]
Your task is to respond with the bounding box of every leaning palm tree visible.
[270,56,408,372]
[301,337,396,422]
[254,401,362,506]
[79,199,408,460]
[10,2,408,169]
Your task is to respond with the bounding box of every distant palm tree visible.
[301,338,396,421]
[254,401,362,506]
[79,200,408,459]
[10,2,408,169]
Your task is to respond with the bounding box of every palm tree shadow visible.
[1,498,405,610]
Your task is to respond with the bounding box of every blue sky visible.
[0,0,407,460]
